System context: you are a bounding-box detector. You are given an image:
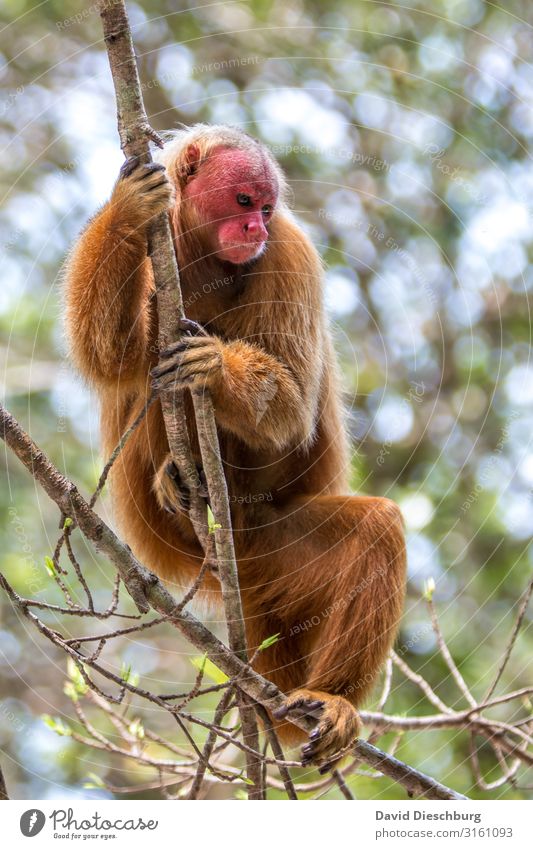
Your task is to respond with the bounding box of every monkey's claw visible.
[274,690,361,771]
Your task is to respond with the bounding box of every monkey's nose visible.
[243,217,267,240]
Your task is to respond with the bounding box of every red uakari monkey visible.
[64,124,406,769]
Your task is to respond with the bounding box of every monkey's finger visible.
[179,317,208,337]
[152,370,213,393]
[140,174,172,194]
[274,697,316,716]
[290,704,325,721]
[157,336,215,363]
[301,717,350,768]
[302,699,325,712]
[301,715,334,756]
[317,761,336,775]
[175,358,221,382]
[161,461,190,513]
[166,460,180,481]
[301,729,332,763]
[145,176,172,193]
[273,697,325,721]
[133,162,166,181]
[119,155,141,179]
[177,336,219,352]
[152,348,219,379]
[152,352,190,378]
[179,348,220,368]
[301,737,335,767]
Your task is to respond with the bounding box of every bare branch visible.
[427,596,477,709]
[484,575,533,703]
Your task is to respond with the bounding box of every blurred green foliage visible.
[0,0,532,799]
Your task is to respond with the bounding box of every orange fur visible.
[64,124,406,765]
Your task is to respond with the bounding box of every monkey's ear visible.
[177,143,201,183]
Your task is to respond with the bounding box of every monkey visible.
[64,124,406,770]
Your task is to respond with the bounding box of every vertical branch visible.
[97,0,210,556]
[97,0,261,795]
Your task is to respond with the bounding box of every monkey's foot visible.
[153,457,208,516]
[273,689,361,773]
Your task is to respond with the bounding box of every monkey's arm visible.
[152,215,325,451]
[153,333,319,451]
[216,337,319,450]
[64,160,173,385]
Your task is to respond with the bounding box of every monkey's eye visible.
[262,204,272,216]
[236,193,252,206]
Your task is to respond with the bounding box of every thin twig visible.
[427,596,477,708]
[484,575,533,703]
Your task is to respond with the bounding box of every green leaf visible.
[234,789,248,800]
[66,658,88,695]
[423,577,436,601]
[128,718,145,739]
[63,681,78,702]
[44,556,56,577]
[83,772,105,790]
[120,662,139,687]
[42,714,72,736]
[235,770,255,785]
[258,633,280,652]
[207,504,221,534]
[63,517,73,529]
[190,655,228,685]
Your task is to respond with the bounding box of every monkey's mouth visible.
[218,242,265,265]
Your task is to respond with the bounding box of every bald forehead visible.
[207,145,279,197]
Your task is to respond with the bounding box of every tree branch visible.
[97,0,261,794]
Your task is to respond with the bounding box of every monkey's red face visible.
[183,146,279,265]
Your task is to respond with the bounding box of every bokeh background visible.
[1,0,532,799]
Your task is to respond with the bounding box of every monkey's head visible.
[161,125,287,265]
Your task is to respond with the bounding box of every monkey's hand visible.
[110,156,175,228]
[273,690,361,773]
[151,333,224,394]
[153,456,209,516]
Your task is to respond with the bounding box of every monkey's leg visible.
[241,495,406,769]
